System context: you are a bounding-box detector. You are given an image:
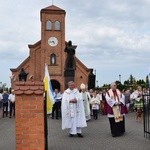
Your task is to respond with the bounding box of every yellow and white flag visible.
[44,64,55,114]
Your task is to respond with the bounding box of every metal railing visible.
[143,93,150,139]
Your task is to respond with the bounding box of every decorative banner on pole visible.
[44,64,55,114]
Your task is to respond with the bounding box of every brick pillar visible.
[14,81,45,150]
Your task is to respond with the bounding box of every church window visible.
[50,53,56,65]
[46,20,52,30]
[54,21,61,30]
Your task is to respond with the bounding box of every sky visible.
[0,0,150,88]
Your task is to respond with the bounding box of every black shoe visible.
[9,116,11,118]
[112,134,117,137]
[69,134,74,137]
[77,133,83,138]
[51,117,54,119]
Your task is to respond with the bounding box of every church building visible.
[10,5,95,91]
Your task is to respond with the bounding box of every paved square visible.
[0,112,150,150]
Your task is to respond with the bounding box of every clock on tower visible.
[48,37,58,47]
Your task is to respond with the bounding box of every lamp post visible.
[0,82,2,90]
[119,74,121,83]
[96,80,98,88]
[94,69,96,88]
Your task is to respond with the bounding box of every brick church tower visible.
[10,5,95,91]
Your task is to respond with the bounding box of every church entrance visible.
[51,80,61,91]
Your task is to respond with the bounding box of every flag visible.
[44,64,55,114]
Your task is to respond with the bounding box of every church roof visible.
[10,56,30,72]
[75,57,90,72]
[41,5,66,14]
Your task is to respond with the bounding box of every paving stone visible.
[0,111,150,150]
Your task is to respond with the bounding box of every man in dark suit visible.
[1,91,9,118]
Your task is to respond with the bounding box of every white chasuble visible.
[61,88,87,130]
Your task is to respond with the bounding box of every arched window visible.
[50,53,56,65]
[46,20,52,30]
[54,21,61,30]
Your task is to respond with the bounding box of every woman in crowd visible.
[130,86,143,122]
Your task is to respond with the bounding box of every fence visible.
[143,91,150,139]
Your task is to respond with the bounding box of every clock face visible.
[48,37,58,47]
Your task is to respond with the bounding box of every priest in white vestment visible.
[61,81,87,137]
[80,83,91,121]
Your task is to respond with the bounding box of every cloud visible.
[0,0,150,87]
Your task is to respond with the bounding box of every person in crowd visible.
[0,90,3,117]
[80,83,91,121]
[89,89,93,98]
[51,89,62,119]
[130,86,143,122]
[128,90,135,112]
[105,82,127,137]
[89,89,94,116]
[61,81,87,137]
[8,89,15,118]
[96,90,101,114]
[90,91,100,120]
[123,89,131,112]
[0,90,2,98]
[101,89,107,115]
[1,90,9,118]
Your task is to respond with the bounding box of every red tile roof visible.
[41,5,66,14]
[14,81,44,95]
[42,5,65,11]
